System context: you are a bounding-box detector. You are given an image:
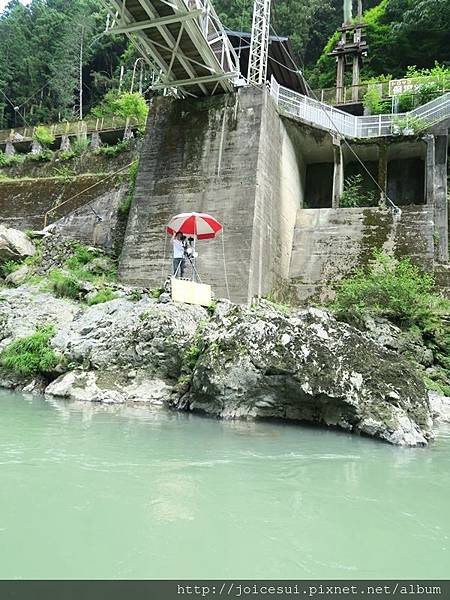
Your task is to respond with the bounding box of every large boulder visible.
[0,225,36,263]
[175,302,433,447]
[51,297,207,374]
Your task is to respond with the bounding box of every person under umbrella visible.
[167,212,223,281]
[172,232,186,279]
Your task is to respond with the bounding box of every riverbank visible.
[1,282,449,447]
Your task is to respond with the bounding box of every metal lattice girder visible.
[101,0,240,97]
[248,0,271,86]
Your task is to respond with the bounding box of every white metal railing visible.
[270,77,450,139]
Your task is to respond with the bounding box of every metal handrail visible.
[0,115,139,144]
[270,77,450,139]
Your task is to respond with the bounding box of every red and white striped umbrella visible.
[166,212,223,240]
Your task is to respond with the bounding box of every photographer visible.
[172,232,186,278]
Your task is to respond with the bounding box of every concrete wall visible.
[49,184,129,252]
[0,175,126,232]
[119,87,302,303]
[289,205,435,303]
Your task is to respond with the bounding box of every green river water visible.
[0,389,449,580]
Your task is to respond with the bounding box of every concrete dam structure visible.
[118,85,450,303]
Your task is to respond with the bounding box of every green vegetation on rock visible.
[118,160,139,217]
[87,289,118,305]
[48,269,82,300]
[0,325,58,377]
[331,251,450,396]
[332,250,447,330]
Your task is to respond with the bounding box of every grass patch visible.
[48,269,82,299]
[0,260,21,278]
[0,325,58,376]
[87,289,118,306]
[0,152,25,168]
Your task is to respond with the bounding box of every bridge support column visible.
[60,135,71,152]
[332,141,344,208]
[5,141,15,155]
[91,132,102,150]
[31,140,43,155]
[426,131,449,263]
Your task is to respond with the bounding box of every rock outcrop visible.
[174,302,433,447]
[0,285,438,446]
[0,225,36,263]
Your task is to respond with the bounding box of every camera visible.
[183,237,198,259]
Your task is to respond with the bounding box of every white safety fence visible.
[269,77,450,139]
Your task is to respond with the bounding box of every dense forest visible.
[0,0,449,128]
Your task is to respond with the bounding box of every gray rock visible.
[0,226,36,263]
[0,287,437,447]
[50,297,206,377]
[5,265,30,286]
[175,302,433,447]
[86,256,115,275]
[0,286,81,351]
[362,315,401,350]
[428,391,450,424]
[45,369,173,406]
[158,292,171,304]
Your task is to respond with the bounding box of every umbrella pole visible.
[193,236,197,282]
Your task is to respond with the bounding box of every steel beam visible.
[109,10,203,35]
[136,0,210,95]
[152,72,238,89]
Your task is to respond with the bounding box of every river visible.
[0,389,449,580]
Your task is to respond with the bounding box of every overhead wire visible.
[0,88,31,128]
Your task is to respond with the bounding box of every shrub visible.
[416,81,442,106]
[0,260,21,278]
[58,150,77,161]
[71,138,90,156]
[49,269,81,299]
[397,91,415,113]
[33,126,55,147]
[340,174,377,208]
[87,289,118,305]
[0,152,25,168]
[96,139,131,157]
[149,287,163,299]
[0,325,58,376]
[332,250,449,331]
[27,149,53,162]
[363,87,383,115]
[91,90,148,129]
[392,115,426,134]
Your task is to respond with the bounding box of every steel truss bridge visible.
[102,0,242,97]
